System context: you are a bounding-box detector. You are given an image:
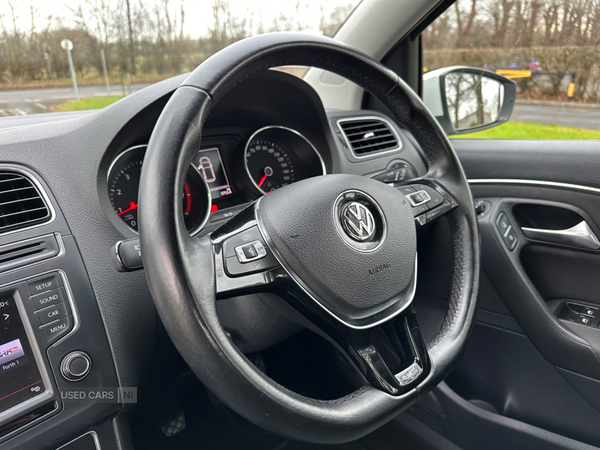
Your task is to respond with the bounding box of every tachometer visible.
[244,126,325,194]
[108,145,208,233]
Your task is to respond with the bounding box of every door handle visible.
[521,221,600,250]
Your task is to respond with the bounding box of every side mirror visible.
[423,66,516,136]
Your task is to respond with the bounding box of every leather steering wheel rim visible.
[139,32,480,444]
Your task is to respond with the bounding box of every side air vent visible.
[0,234,59,273]
[0,172,51,233]
[337,117,401,157]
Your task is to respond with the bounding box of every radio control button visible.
[234,240,267,263]
[36,301,70,325]
[28,274,62,295]
[42,315,73,344]
[61,351,91,382]
[30,287,66,311]
[223,226,264,258]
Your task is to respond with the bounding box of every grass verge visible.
[0,72,181,91]
[55,96,124,111]
[453,121,600,140]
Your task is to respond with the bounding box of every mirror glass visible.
[444,72,504,131]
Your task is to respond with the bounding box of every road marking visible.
[0,110,7,117]
[9,109,27,116]
[34,103,47,110]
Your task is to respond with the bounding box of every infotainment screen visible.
[191,147,233,200]
[0,297,46,415]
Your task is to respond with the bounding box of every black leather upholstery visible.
[139,32,479,443]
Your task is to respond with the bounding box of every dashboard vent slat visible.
[0,177,25,184]
[0,234,59,273]
[0,172,51,233]
[338,117,401,157]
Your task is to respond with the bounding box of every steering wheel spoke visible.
[233,258,430,395]
[291,299,431,395]
[211,204,284,297]
[393,179,458,227]
[342,306,430,394]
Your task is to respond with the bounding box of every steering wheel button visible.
[234,240,267,263]
[406,190,431,207]
[413,204,429,215]
[223,226,264,258]
[243,244,258,259]
[397,185,415,195]
[412,185,445,207]
[225,251,278,277]
[411,193,424,203]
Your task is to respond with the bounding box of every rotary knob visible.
[61,351,92,382]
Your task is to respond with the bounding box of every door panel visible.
[407,139,600,448]
[453,139,600,190]
[447,320,599,445]
[473,191,600,380]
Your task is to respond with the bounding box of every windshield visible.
[0,0,359,117]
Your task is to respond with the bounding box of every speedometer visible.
[245,140,296,193]
[244,126,325,194]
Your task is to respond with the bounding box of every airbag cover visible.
[257,174,416,325]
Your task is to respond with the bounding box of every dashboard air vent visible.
[0,172,50,233]
[338,117,400,156]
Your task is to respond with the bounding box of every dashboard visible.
[0,68,430,449]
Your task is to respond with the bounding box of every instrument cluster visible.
[107,126,325,233]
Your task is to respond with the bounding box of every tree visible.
[487,0,515,47]
[455,0,478,48]
[125,0,135,73]
[320,3,355,37]
[206,0,251,54]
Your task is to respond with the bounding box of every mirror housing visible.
[423,66,516,136]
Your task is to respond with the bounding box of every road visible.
[0,83,150,116]
[1,86,600,131]
[511,103,600,130]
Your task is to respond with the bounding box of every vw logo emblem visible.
[340,202,376,242]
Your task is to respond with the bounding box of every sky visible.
[5,0,359,39]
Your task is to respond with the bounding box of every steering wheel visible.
[139,32,479,444]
